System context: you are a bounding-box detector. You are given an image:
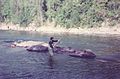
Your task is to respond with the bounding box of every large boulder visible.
[26,45,49,52]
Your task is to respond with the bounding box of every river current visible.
[0,30,120,79]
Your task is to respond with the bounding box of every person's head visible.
[50,37,54,40]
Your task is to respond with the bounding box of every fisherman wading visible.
[48,37,59,56]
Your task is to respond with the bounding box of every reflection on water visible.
[0,30,120,79]
[48,56,55,69]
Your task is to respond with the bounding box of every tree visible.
[0,0,120,28]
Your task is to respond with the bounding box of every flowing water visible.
[0,30,120,79]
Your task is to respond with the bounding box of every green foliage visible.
[0,0,120,28]
[1,0,37,26]
[1,0,11,22]
[18,1,36,26]
[46,0,104,28]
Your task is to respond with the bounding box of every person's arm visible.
[52,39,58,42]
[53,39,61,47]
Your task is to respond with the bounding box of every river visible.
[0,30,120,79]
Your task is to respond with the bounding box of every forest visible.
[0,0,120,28]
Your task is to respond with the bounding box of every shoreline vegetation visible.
[0,22,120,35]
[0,0,120,36]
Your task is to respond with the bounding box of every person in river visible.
[48,37,59,56]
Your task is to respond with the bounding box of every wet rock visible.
[69,49,96,59]
[27,45,49,52]
[27,45,96,58]
[10,40,96,58]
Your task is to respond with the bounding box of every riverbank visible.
[0,23,120,35]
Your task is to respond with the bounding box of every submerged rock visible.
[27,45,96,59]
[54,46,96,58]
[11,41,49,48]
[69,49,96,58]
[54,46,76,54]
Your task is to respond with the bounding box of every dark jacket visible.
[49,39,58,49]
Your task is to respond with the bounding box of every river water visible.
[0,30,120,79]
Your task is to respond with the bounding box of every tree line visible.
[0,0,120,28]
